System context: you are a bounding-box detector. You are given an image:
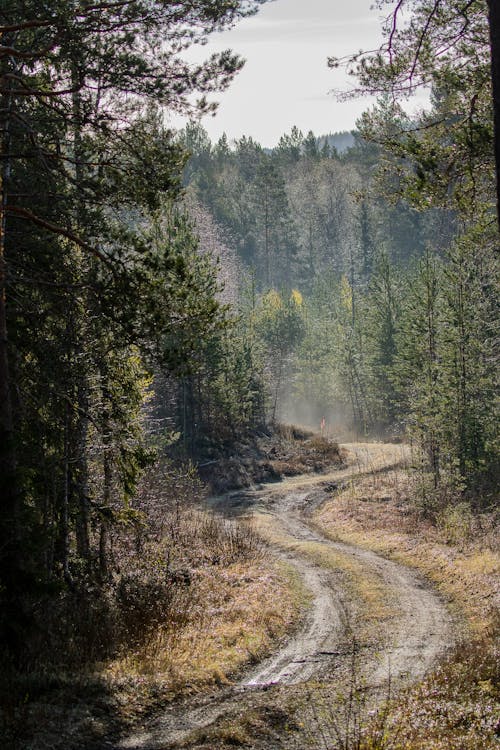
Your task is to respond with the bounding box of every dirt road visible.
[118,443,455,749]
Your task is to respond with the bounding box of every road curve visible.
[246,502,453,689]
[117,443,455,749]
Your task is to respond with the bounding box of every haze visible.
[168,0,387,146]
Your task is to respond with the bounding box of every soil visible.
[197,427,345,493]
[115,443,457,750]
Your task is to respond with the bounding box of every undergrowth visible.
[311,454,499,749]
[0,461,301,750]
[303,630,499,750]
[386,629,499,749]
[269,423,344,476]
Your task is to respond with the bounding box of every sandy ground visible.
[116,443,456,750]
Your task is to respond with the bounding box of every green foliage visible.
[340,0,494,220]
[253,288,306,420]
[325,0,500,493]
[180,108,498,496]
[255,288,305,354]
[175,320,266,455]
[362,250,402,430]
[182,122,451,304]
[0,0,269,654]
[394,249,444,486]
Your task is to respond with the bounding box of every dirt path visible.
[117,443,455,749]
[256,508,453,689]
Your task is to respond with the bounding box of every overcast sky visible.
[167,0,390,147]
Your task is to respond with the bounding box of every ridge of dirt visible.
[115,443,457,750]
[197,427,345,494]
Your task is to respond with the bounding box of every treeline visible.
[180,17,499,501]
[181,123,456,292]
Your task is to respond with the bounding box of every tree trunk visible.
[0,129,17,538]
[488,0,500,230]
[62,405,74,588]
[0,73,24,655]
[71,62,91,567]
[75,381,91,564]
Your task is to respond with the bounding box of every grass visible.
[108,560,300,688]
[298,647,398,750]
[310,457,499,749]
[1,470,307,750]
[161,444,499,750]
[4,558,303,749]
[163,442,498,750]
[301,632,499,750]
[107,554,309,691]
[384,634,499,749]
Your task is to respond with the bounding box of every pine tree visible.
[363,249,401,431]
[253,158,296,288]
[0,0,267,654]
[395,250,444,490]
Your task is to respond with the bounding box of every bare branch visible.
[409,0,442,82]
[387,0,405,69]
[0,19,53,33]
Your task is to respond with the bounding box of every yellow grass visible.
[314,469,499,634]
[106,557,305,697]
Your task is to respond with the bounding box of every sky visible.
[167,0,390,147]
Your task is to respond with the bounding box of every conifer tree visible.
[0,0,268,653]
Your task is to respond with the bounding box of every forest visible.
[0,1,498,749]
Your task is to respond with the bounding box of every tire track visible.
[117,444,455,749]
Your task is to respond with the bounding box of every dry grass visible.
[314,470,499,633]
[1,470,306,750]
[301,631,499,750]
[383,634,499,750]
[311,458,499,750]
[108,556,306,694]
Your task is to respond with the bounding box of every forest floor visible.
[113,442,499,750]
[197,424,345,493]
[8,438,497,750]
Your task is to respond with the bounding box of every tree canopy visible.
[0,0,267,655]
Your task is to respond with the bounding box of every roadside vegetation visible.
[311,455,499,750]
[201,424,345,493]
[1,460,307,750]
[137,443,497,750]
